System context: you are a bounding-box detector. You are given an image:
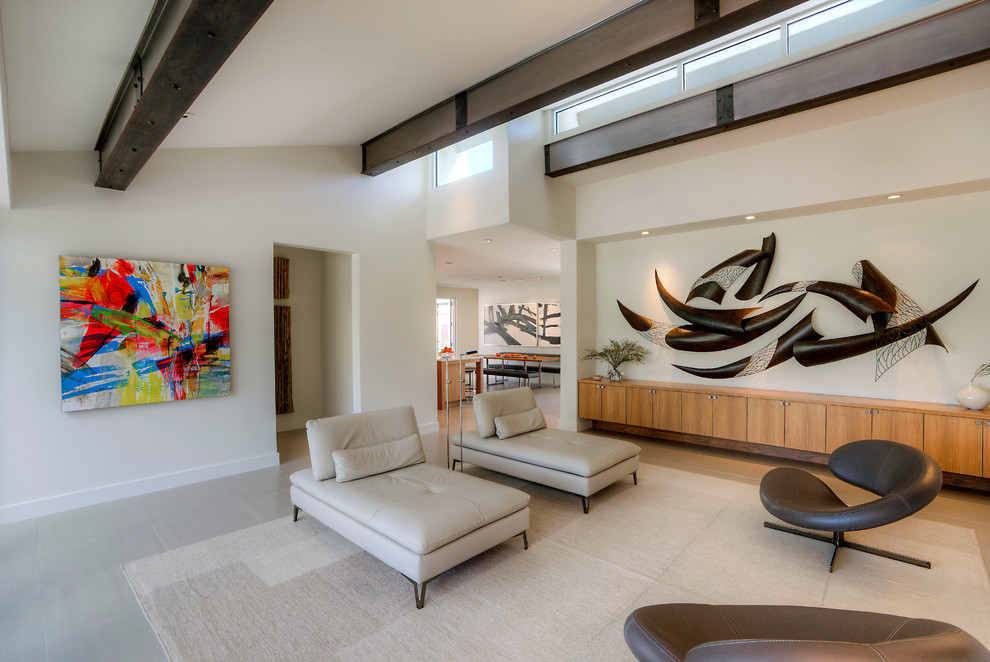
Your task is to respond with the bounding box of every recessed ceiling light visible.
[745,215,757,220]
[483,238,494,243]
[550,247,559,252]
[640,231,650,236]
[536,276,542,280]
[887,194,902,200]
[517,278,523,282]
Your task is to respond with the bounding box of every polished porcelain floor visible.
[3,383,989,661]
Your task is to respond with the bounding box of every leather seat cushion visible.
[290,463,530,555]
[624,604,986,662]
[760,466,915,532]
[456,428,640,477]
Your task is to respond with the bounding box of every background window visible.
[436,298,455,353]
[435,132,493,186]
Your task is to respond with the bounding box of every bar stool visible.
[463,351,478,399]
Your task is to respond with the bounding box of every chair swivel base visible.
[763,522,931,572]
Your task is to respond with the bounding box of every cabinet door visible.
[923,414,983,475]
[826,404,872,453]
[578,382,601,420]
[712,394,748,441]
[747,398,784,447]
[601,383,627,424]
[653,390,682,432]
[784,401,826,453]
[984,420,990,478]
[626,388,653,428]
[872,409,923,450]
[681,392,713,436]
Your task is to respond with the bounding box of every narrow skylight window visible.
[788,0,939,54]
[684,29,781,90]
[435,132,494,187]
[554,67,678,134]
[549,0,955,137]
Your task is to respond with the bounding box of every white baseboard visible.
[419,421,440,435]
[0,453,280,525]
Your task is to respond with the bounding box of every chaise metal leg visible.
[632,471,638,485]
[293,506,299,522]
[763,522,931,572]
[402,574,434,609]
[522,530,529,549]
[451,458,459,471]
[581,496,590,514]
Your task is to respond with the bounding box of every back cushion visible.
[332,433,425,482]
[306,405,420,481]
[494,407,547,439]
[473,387,538,438]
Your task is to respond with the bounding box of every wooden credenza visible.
[577,379,990,491]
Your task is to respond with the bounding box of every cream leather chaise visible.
[289,405,530,608]
[453,387,640,513]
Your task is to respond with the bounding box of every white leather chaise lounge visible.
[453,387,641,513]
[289,405,530,608]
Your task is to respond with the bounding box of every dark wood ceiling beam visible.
[545,0,990,176]
[95,0,274,190]
[361,0,808,176]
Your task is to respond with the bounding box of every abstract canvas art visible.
[60,256,231,411]
[537,302,561,346]
[484,303,538,346]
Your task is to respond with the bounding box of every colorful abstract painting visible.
[59,256,231,411]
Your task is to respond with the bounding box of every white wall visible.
[322,250,356,418]
[479,278,562,355]
[437,286,480,355]
[574,63,990,240]
[426,126,509,239]
[508,112,575,239]
[273,245,324,432]
[426,112,577,242]
[0,146,434,523]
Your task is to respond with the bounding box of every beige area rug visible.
[124,464,990,661]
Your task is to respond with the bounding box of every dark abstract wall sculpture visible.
[618,233,977,380]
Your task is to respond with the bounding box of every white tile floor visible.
[2,385,988,661]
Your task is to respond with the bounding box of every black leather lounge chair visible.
[624,604,990,661]
[760,439,942,571]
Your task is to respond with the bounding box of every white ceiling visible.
[1,0,639,151]
[434,225,562,289]
[1,0,639,285]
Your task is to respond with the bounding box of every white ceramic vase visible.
[956,383,990,410]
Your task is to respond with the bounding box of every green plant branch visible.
[582,339,648,372]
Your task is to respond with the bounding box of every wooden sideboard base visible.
[592,421,829,465]
[592,420,990,494]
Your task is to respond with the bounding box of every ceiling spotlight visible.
[745,215,757,220]
[640,231,650,236]
[483,238,494,243]
[887,194,902,200]
[536,276,542,280]
[517,278,523,282]
[550,247,559,252]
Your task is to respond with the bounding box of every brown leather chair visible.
[760,439,942,571]
[624,604,990,661]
